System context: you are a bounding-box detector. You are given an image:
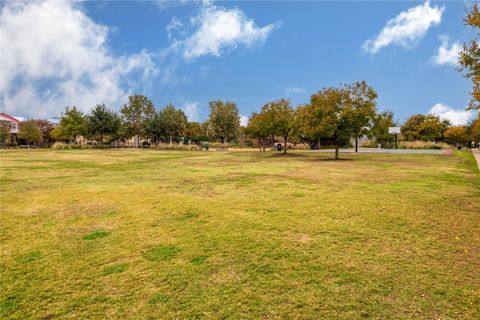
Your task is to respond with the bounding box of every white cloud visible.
[0,1,158,118]
[431,35,461,66]
[429,103,474,126]
[240,114,248,127]
[182,102,200,122]
[285,87,306,97]
[175,2,280,60]
[363,1,444,54]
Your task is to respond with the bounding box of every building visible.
[0,112,21,145]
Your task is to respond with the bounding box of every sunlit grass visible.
[1,149,479,319]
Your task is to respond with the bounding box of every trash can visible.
[276,143,282,152]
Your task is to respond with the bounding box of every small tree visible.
[58,107,87,144]
[87,104,120,142]
[120,94,155,147]
[186,122,202,144]
[34,120,54,147]
[18,120,41,148]
[470,113,480,145]
[445,126,468,147]
[207,100,240,144]
[144,112,164,145]
[369,111,397,148]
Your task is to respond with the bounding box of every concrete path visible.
[473,149,480,170]
[309,148,446,155]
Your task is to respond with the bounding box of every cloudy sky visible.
[0,0,477,125]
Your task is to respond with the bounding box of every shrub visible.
[150,144,201,151]
[51,142,92,150]
[398,141,451,149]
[209,142,229,151]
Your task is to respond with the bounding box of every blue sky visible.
[0,1,477,125]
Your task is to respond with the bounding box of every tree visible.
[445,126,468,147]
[0,122,11,146]
[245,112,269,151]
[261,99,295,153]
[369,111,397,148]
[159,104,187,145]
[207,100,240,144]
[18,120,41,148]
[186,122,203,144]
[469,113,480,144]
[345,81,378,152]
[304,82,377,160]
[33,120,54,147]
[87,104,120,142]
[458,4,480,110]
[58,107,87,143]
[401,114,448,141]
[120,94,155,147]
[144,112,164,145]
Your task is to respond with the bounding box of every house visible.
[0,112,21,145]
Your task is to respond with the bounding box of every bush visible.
[208,142,229,151]
[150,144,202,151]
[398,141,451,149]
[52,142,92,150]
[290,143,310,150]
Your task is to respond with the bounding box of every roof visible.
[0,112,20,123]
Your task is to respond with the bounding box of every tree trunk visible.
[355,138,358,153]
[27,141,30,149]
[335,138,339,160]
[169,136,172,145]
[284,136,287,154]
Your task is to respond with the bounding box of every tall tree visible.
[207,100,240,144]
[18,120,41,148]
[469,113,480,144]
[159,104,187,145]
[401,114,448,141]
[261,99,296,153]
[58,107,87,143]
[458,4,480,110]
[87,104,120,142]
[345,81,378,152]
[120,94,155,147]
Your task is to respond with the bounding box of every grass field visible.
[1,149,479,319]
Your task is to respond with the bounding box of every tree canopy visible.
[58,107,87,143]
[207,100,240,144]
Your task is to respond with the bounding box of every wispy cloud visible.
[285,87,306,97]
[240,115,249,127]
[182,101,200,122]
[363,1,444,54]
[429,103,474,126]
[431,35,461,66]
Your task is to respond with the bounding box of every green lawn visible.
[1,149,479,319]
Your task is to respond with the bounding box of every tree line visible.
[6,80,479,158]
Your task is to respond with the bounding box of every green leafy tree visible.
[207,100,240,144]
[245,112,269,151]
[345,81,378,152]
[445,126,469,147]
[261,99,296,153]
[144,112,164,145]
[87,104,121,142]
[304,82,377,160]
[120,94,155,147]
[18,120,41,148]
[401,114,448,141]
[159,104,187,145]
[58,107,87,143]
[33,119,54,147]
[186,122,203,144]
[458,4,480,110]
[369,111,397,147]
